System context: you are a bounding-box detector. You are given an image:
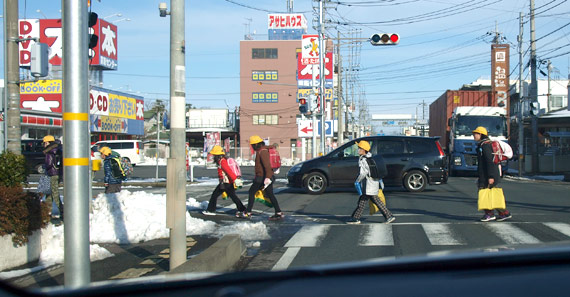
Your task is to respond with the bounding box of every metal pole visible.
[337,31,344,145]
[319,0,326,155]
[312,64,317,158]
[547,60,552,108]
[530,0,539,173]
[5,0,21,153]
[156,112,161,181]
[166,0,187,271]
[62,0,91,287]
[518,12,524,177]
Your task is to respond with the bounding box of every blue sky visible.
[1,0,570,120]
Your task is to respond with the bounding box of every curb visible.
[168,235,245,275]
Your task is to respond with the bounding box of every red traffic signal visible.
[299,98,308,114]
[370,33,399,46]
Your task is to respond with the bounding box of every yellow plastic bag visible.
[222,191,228,200]
[477,188,506,210]
[255,190,273,207]
[369,190,387,215]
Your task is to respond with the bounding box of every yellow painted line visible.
[64,158,89,166]
[63,112,88,121]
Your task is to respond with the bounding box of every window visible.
[252,70,278,81]
[405,139,433,154]
[549,96,565,109]
[376,140,405,154]
[252,48,278,59]
[253,114,278,125]
[252,92,278,103]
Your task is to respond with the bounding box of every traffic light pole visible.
[4,0,21,153]
[518,12,524,177]
[62,0,91,287]
[529,0,539,174]
[319,0,326,155]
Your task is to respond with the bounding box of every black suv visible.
[287,136,448,194]
[22,139,45,174]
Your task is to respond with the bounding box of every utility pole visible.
[337,31,344,145]
[547,60,552,109]
[4,0,21,153]
[62,0,91,287]
[319,0,326,155]
[155,111,161,181]
[518,12,525,177]
[529,0,539,174]
[164,0,187,271]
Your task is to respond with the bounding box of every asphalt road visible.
[13,171,570,288]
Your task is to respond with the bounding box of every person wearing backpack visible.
[202,146,247,217]
[347,140,395,224]
[473,126,512,222]
[42,135,63,219]
[100,146,122,194]
[246,135,284,221]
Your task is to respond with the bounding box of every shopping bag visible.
[378,189,386,205]
[477,188,506,210]
[222,191,228,200]
[255,190,273,207]
[38,175,52,195]
[369,200,379,215]
[354,182,363,196]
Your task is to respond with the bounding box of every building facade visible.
[240,40,301,159]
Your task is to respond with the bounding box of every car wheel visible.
[304,172,327,195]
[36,164,45,174]
[404,170,427,192]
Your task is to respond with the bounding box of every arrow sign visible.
[300,126,313,134]
[298,120,314,137]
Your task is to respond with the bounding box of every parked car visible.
[93,140,145,165]
[287,136,448,194]
[21,139,46,174]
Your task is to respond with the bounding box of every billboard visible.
[297,52,333,88]
[18,18,118,70]
[491,44,509,111]
[20,80,63,113]
[89,87,144,135]
[268,14,307,30]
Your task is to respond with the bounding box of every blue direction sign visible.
[317,120,333,137]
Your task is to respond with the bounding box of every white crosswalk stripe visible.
[484,223,541,244]
[422,223,466,245]
[284,225,330,247]
[359,224,394,246]
[543,223,570,237]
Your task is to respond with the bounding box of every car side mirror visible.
[447,118,452,126]
[337,152,344,159]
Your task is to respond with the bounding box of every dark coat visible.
[43,142,61,177]
[103,155,123,184]
[476,138,501,188]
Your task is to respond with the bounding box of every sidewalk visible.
[5,235,218,289]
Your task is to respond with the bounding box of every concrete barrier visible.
[168,234,245,275]
[0,230,42,271]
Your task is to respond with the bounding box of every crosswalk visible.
[272,222,570,270]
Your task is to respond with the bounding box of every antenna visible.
[243,17,253,40]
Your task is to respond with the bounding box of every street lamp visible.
[36,9,48,19]
[103,13,122,20]
[113,18,131,23]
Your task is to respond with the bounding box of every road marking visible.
[272,247,300,271]
[422,223,465,245]
[485,224,541,244]
[359,224,394,246]
[544,223,570,237]
[285,225,330,247]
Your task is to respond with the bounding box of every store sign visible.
[18,18,118,70]
[268,14,307,29]
[20,80,63,113]
[491,44,509,110]
[89,87,144,135]
[297,52,333,88]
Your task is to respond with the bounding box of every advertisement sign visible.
[491,44,509,111]
[20,80,62,113]
[88,87,144,135]
[297,52,333,88]
[301,34,319,62]
[18,18,118,70]
[297,88,333,102]
[268,14,307,29]
[205,132,221,163]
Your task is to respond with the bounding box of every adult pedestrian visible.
[42,135,63,219]
[473,126,512,222]
[202,145,247,217]
[246,135,284,220]
[100,146,122,194]
[347,140,395,224]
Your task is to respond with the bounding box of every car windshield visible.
[455,116,507,137]
[2,1,569,295]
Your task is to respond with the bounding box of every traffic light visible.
[370,33,399,46]
[88,12,99,57]
[529,101,540,116]
[299,98,308,114]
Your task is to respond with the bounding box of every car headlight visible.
[289,164,302,174]
[454,156,462,166]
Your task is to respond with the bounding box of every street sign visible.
[301,34,319,62]
[317,120,333,137]
[298,120,314,137]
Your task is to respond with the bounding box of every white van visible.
[93,140,145,165]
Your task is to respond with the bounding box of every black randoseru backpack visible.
[365,157,381,179]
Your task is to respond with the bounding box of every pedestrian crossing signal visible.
[299,98,308,114]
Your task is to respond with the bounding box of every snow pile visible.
[213,221,270,241]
